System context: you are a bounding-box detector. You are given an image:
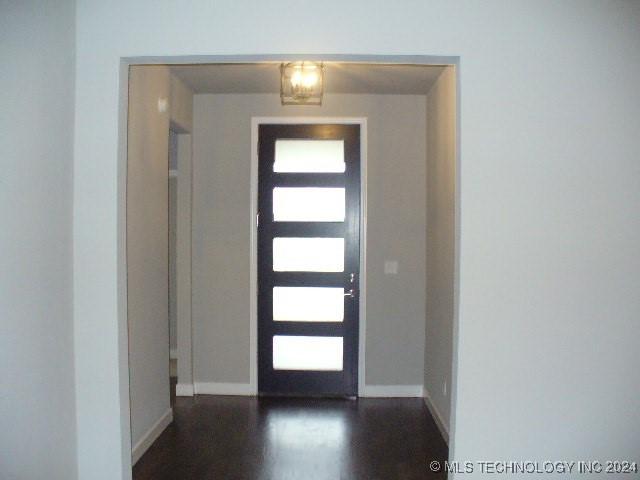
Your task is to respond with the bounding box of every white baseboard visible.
[194,382,255,396]
[131,408,173,465]
[175,383,194,397]
[423,389,449,445]
[169,348,178,360]
[360,384,424,398]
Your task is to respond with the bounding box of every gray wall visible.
[0,1,77,478]
[126,66,171,450]
[71,1,640,476]
[192,93,427,387]
[424,67,456,439]
[170,75,193,133]
[175,134,194,388]
[168,137,178,353]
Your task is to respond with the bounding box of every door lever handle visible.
[344,289,356,298]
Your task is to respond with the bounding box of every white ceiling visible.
[170,63,446,95]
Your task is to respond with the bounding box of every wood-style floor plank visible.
[133,379,448,480]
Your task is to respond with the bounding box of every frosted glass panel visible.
[273,336,343,371]
[274,140,345,173]
[273,238,344,272]
[273,188,345,222]
[273,287,344,322]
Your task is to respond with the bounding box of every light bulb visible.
[290,67,317,91]
[290,69,303,88]
[302,71,318,88]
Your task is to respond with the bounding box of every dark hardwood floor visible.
[133,378,448,480]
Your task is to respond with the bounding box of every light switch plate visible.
[384,260,398,275]
[157,97,168,113]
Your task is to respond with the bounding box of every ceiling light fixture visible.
[280,61,324,106]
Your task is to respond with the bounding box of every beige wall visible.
[168,173,177,352]
[424,66,456,440]
[126,65,171,453]
[175,133,194,389]
[170,75,193,132]
[127,69,194,457]
[192,93,427,387]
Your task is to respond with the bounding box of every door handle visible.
[344,289,356,298]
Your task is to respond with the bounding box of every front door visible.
[258,123,360,396]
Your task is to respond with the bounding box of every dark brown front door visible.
[258,123,361,396]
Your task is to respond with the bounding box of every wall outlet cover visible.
[384,260,399,275]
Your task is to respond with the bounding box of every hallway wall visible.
[126,68,194,463]
[168,136,178,355]
[0,1,77,478]
[126,65,172,457]
[424,66,456,441]
[191,93,427,388]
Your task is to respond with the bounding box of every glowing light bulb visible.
[290,69,303,88]
[302,70,318,88]
[290,66,317,92]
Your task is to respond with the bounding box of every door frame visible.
[249,116,368,395]
[107,55,459,479]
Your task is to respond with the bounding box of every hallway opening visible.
[124,59,458,478]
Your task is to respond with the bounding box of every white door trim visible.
[249,116,368,395]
